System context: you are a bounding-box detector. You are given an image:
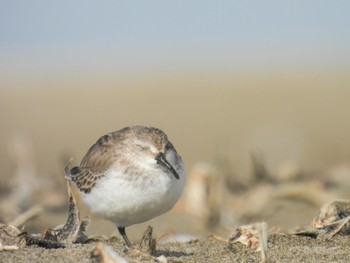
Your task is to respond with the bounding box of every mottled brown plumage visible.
[68,126,169,193]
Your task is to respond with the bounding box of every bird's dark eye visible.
[165,142,170,149]
[136,144,149,151]
[165,141,174,151]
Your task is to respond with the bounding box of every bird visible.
[66,126,185,247]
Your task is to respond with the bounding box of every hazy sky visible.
[1,1,350,76]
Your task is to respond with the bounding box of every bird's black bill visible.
[155,152,180,179]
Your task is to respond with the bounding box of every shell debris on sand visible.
[91,243,128,263]
[228,222,268,263]
[0,241,19,251]
[293,199,350,239]
[0,224,21,251]
[312,199,350,230]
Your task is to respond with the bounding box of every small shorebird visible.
[66,126,185,247]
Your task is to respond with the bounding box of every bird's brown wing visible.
[70,132,123,193]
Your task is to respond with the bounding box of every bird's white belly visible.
[82,169,185,227]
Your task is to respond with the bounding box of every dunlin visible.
[67,126,185,247]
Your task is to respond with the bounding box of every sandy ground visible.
[1,225,350,263]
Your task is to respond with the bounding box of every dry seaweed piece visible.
[317,215,350,239]
[55,180,80,243]
[44,217,90,244]
[74,216,91,244]
[293,216,350,240]
[312,199,350,232]
[18,232,66,249]
[292,228,319,238]
[139,225,156,255]
[294,199,350,239]
[44,180,82,244]
[43,228,60,241]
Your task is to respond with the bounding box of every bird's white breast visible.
[82,164,185,227]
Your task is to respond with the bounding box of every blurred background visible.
[1,1,350,241]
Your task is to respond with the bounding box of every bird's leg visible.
[118,227,133,248]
